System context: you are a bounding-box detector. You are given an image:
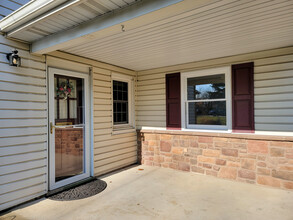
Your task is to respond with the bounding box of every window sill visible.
[112,125,136,135]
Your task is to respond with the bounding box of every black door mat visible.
[48,179,107,201]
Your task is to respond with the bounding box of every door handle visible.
[50,122,55,134]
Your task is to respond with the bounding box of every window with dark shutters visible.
[232,62,255,132]
[166,73,181,129]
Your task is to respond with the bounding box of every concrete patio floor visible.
[1,165,293,220]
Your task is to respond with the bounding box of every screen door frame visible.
[48,67,90,190]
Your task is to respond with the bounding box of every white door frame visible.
[48,67,91,190]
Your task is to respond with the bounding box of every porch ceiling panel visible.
[8,0,139,42]
[61,0,293,71]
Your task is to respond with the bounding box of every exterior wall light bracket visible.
[7,49,21,67]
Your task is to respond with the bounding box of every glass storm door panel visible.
[54,76,84,182]
[49,68,90,190]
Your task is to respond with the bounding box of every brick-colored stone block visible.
[232,143,247,149]
[257,168,270,176]
[144,134,159,140]
[172,155,185,162]
[257,176,281,188]
[285,149,293,159]
[189,141,198,148]
[203,149,220,157]
[272,170,293,181]
[198,156,215,164]
[213,165,220,171]
[148,146,154,151]
[247,140,269,154]
[214,142,232,148]
[169,163,178,170]
[218,167,237,180]
[145,160,154,166]
[161,134,173,140]
[173,140,189,148]
[206,170,217,177]
[172,147,184,155]
[214,137,228,142]
[270,148,285,157]
[257,162,266,167]
[190,158,197,165]
[279,166,293,171]
[229,138,246,143]
[216,159,226,166]
[270,141,292,148]
[160,141,171,152]
[178,162,190,172]
[149,140,159,147]
[241,158,256,170]
[226,161,240,167]
[189,148,202,156]
[238,169,256,180]
[239,154,257,159]
[203,163,212,169]
[198,143,208,149]
[257,155,266,161]
[191,166,204,174]
[282,181,293,189]
[198,136,213,143]
[222,148,238,157]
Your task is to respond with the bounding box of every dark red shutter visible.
[166,73,181,130]
[232,62,255,132]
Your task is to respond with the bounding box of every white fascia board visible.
[7,0,82,37]
[31,0,184,54]
[0,0,67,32]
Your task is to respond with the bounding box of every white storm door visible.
[48,67,90,190]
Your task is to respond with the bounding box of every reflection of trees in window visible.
[195,83,225,99]
[187,74,226,126]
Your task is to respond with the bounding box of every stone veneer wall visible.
[138,130,293,190]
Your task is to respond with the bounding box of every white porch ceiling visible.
[60,0,293,71]
[9,0,140,42]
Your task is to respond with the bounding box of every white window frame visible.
[112,72,135,133]
[181,66,232,131]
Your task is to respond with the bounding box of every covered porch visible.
[0,0,293,212]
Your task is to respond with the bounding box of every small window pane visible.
[70,100,77,119]
[188,101,226,125]
[187,74,225,100]
[69,79,77,98]
[59,99,67,119]
[113,80,129,124]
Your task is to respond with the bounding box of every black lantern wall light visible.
[7,49,21,67]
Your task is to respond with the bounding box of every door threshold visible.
[46,176,95,197]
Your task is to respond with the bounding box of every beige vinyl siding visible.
[0,34,47,211]
[136,46,293,133]
[93,67,137,176]
[46,51,137,177]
